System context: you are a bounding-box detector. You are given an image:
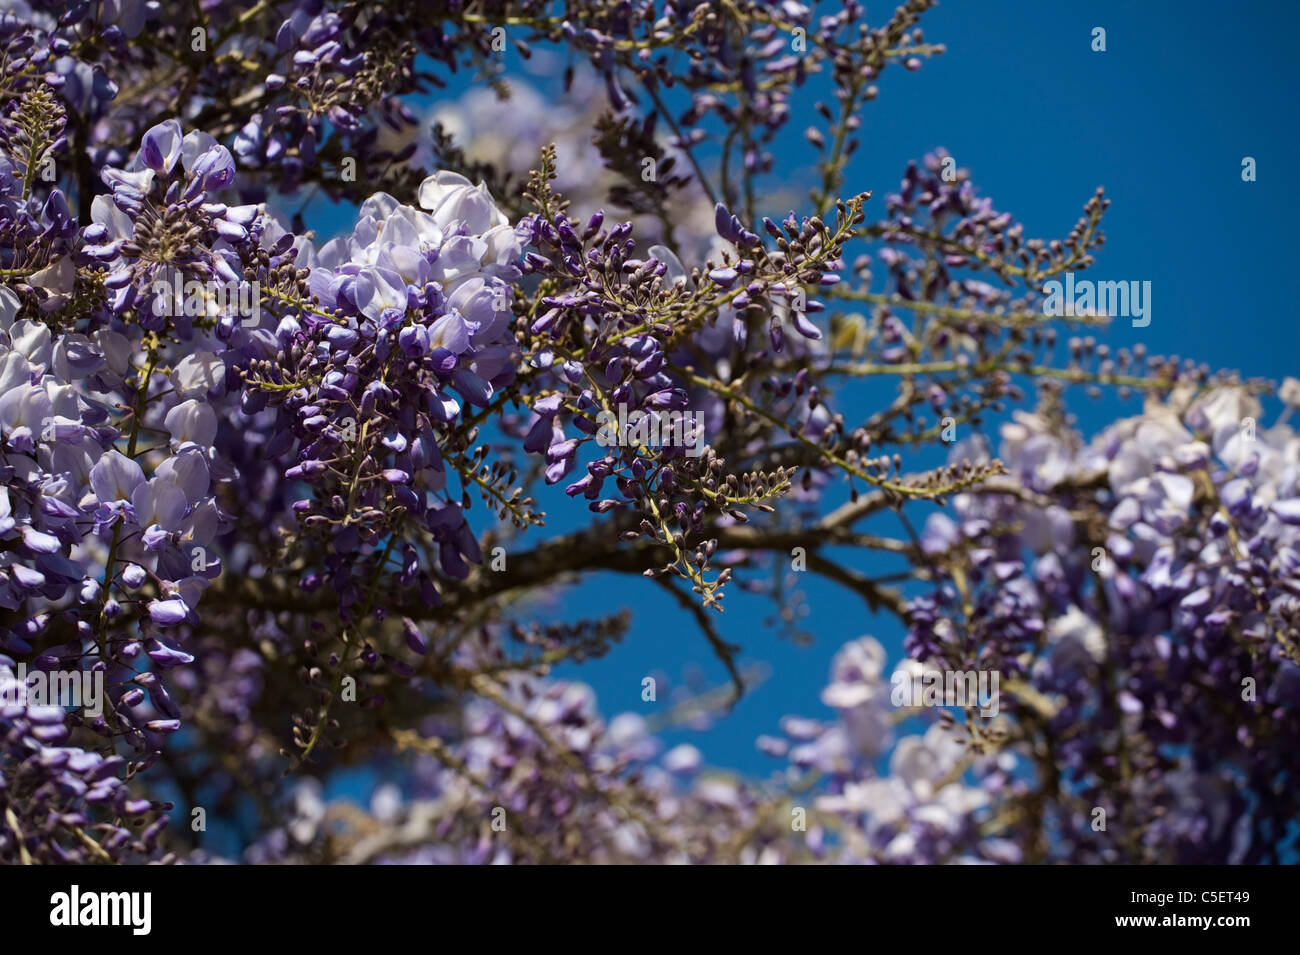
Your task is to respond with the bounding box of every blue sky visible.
[308,0,1300,787]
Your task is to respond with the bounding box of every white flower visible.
[1190,386,1261,438]
[1103,408,1193,493]
[1048,604,1107,664]
[663,744,702,773]
[164,398,218,448]
[417,171,509,233]
[170,351,226,399]
[1279,377,1300,408]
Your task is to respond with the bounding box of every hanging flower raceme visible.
[82,119,261,334]
[240,170,522,606]
[907,386,1300,862]
[0,116,255,863]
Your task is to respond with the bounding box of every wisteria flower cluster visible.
[0,0,1293,867]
